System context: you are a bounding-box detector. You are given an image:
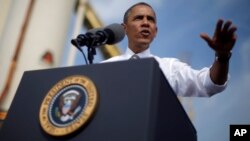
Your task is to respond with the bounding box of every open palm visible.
[200,19,237,54]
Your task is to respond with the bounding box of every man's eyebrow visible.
[132,14,156,21]
[147,15,156,22]
[133,15,143,18]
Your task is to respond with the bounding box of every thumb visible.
[200,33,214,50]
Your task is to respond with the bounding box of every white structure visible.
[0,0,76,112]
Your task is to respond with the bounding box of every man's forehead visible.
[129,5,156,16]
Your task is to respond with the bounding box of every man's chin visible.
[136,42,150,50]
[138,38,152,45]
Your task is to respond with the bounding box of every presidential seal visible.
[39,75,98,136]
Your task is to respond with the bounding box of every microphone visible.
[71,23,125,47]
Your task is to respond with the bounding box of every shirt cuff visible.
[204,69,230,96]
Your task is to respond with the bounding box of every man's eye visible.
[147,16,156,23]
[134,16,143,20]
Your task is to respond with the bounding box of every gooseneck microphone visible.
[71,23,125,47]
[71,23,125,65]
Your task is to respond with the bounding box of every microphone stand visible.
[86,34,97,64]
[71,34,97,65]
[87,46,96,64]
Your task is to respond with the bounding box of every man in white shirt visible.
[102,2,237,97]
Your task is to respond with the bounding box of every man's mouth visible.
[140,29,150,36]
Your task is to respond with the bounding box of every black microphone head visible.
[104,23,125,44]
[87,27,102,34]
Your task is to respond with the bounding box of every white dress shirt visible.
[102,47,228,97]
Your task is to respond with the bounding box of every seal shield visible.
[39,75,98,136]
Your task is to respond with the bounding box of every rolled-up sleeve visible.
[203,67,228,96]
[156,57,228,97]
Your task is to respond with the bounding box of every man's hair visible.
[123,2,156,23]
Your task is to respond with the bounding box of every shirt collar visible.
[125,47,153,59]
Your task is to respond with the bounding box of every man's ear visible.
[154,26,158,38]
[121,23,127,34]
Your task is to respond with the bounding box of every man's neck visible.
[129,44,149,54]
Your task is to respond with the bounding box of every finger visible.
[224,34,237,51]
[200,33,210,41]
[228,26,237,37]
[231,34,237,48]
[200,33,214,49]
[222,20,232,34]
[213,19,223,37]
[233,34,237,41]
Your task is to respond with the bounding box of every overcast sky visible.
[71,0,250,140]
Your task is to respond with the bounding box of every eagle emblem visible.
[56,90,82,122]
[39,75,98,136]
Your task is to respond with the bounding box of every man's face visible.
[124,5,158,52]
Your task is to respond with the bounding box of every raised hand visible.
[200,19,237,55]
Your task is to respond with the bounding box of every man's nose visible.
[142,18,150,26]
